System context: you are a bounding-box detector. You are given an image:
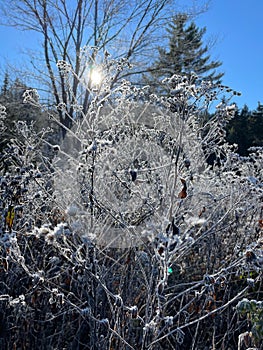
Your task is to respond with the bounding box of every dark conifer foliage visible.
[144,14,223,94]
[226,103,263,155]
[0,76,54,152]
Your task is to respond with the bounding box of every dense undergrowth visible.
[0,57,262,349]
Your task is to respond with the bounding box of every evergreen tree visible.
[144,14,223,93]
[227,105,250,155]
[249,102,263,148]
[1,71,10,97]
[226,103,263,155]
[0,78,51,152]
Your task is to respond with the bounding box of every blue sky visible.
[196,0,263,110]
[0,0,262,110]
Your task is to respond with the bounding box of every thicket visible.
[0,56,262,350]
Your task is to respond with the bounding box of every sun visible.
[90,68,103,86]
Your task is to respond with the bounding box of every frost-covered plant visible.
[49,56,262,347]
[0,104,7,135]
[237,298,263,348]
[0,52,262,349]
[0,121,56,234]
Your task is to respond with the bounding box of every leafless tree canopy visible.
[0,0,176,130]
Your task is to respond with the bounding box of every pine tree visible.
[145,14,223,92]
[226,103,263,155]
[0,78,51,152]
[1,71,10,97]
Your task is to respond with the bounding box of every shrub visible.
[0,54,262,349]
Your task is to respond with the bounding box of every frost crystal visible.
[57,60,72,74]
[23,89,40,105]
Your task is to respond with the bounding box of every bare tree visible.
[0,0,195,137]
